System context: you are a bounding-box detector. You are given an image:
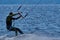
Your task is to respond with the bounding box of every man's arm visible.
[12,15,22,20]
[12,12,23,20]
[12,13,18,16]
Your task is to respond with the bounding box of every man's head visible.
[9,12,13,16]
[9,12,13,15]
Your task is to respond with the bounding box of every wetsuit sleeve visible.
[12,16,21,20]
[12,14,18,16]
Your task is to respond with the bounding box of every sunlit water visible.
[0,4,60,40]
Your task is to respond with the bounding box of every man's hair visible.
[9,12,13,15]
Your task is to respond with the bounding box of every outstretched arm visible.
[12,12,23,20]
[12,15,21,20]
[12,13,18,16]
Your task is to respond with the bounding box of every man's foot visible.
[21,32,24,34]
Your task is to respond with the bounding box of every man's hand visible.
[18,12,22,15]
[18,12,24,18]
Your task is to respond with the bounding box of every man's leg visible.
[10,27,18,36]
[10,27,24,35]
[15,28,24,34]
[15,30,18,36]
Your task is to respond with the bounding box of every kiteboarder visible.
[6,12,24,36]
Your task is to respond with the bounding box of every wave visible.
[0,34,60,40]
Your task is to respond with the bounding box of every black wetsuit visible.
[6,14,24,36]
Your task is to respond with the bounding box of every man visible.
[6,12,24,36]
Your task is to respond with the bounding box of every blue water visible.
[0,0,60,4]
[0,4,60,37]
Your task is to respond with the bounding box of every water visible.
[0,4,60,40]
